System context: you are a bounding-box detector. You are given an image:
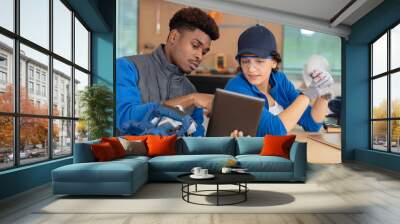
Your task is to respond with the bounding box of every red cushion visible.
[146,135,177,157]
[101,137,126,158]
[91,142,118,161]
[259,135,296,159]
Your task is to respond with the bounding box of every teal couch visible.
[52,137,307,196]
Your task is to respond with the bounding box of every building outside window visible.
[54,89,58,103]
[35,83,40,95]
[28,81,34,94]
[370,23,400,154]
[35,70,40,81]
[41,73,46,83]
[28,67,34,80]
[0,54,7,88]
[0,71,6,82]
[0,54,7,67]
[41,85,46,97]
[0,0,92,170]
[0,71,6,85]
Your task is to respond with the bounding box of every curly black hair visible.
[169,7,220,41]
[270,51,281,73]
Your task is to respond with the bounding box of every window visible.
[54,89,58,103]
[0,54,8,86]
[0,71,6,85]
[35,70,41,81]
[74,18,89,70]
[20,0,49,49]
[28,67,34,80]
[53,0,72,60]
[0,55,7,67]
[42,85,46,97]
[28,81,34,94]
[116,0,138,57]
[53,59,72,117]
[0,116,13,170]
[283,26,341,96]
[370,23,400,154]
[74,69,89,119]
[0,34,13,113]
[0,0,91,170]
[36,83,40,95]
[0,0,14,32]
[53,119,72,158]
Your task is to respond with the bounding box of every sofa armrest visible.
[289,142,307,181]
[73,140,100,163]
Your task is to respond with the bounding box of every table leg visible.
[181,184,183,199]
[187,184,190,202]
[245,183,247,201]
[217,184,219,206]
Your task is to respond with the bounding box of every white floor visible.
[1,162,400,224]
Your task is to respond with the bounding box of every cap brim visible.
[235,48,272,59]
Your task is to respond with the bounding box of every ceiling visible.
[166,0,384,38]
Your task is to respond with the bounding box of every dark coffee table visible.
[177,172,255,206]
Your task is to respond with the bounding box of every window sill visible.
[0,156,72,176]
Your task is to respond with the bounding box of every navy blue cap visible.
[236,24,277,59]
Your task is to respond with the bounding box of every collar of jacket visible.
[152,44,185,77]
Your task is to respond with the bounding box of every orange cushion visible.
[123,135,149,141]
[101,137,126,158]
[259,135,296,159]
[91,142,118,161]
[146,135,177,157]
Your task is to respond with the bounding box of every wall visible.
[343,0,400,171]
[138,0,283,73]
[0,158,72,199]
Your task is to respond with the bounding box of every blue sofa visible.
[52,137,307,196]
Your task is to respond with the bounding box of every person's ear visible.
[271,60,278,69]
[167,29,180,46]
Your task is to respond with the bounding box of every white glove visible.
[311,70,334,89]
[303,70,334,100]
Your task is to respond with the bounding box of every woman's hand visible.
[230,130,244,137]
[230,130,252,137]
[303,69,334,100]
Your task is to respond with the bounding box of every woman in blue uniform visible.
[225,25,333,136]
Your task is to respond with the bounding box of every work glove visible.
[303,69,334,100]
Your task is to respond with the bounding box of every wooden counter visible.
[291,130,342,164]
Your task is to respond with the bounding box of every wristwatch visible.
[298,91,310,100]
[175,104,185,112]
[321,93,332,100]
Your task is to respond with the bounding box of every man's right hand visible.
[163,93,214,115]
[192,93,214,114]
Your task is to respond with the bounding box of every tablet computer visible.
[206,88,265,137]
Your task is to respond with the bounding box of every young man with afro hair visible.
[116,7,219,136]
